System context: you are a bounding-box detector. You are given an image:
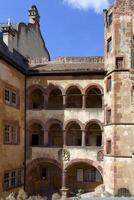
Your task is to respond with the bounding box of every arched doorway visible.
[66,162,103,195]
[26,159,62,196]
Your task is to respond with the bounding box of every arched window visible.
[48,88,63,109]
[31,89,44,109]
[85,87,102,108]
[66,86,82,108]
[85,122,102,146]
[31,123,44,146]
[118,188,131,197]
[48,123,63,147]
[66,122,82,146]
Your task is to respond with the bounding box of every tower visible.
[103,0,134,196]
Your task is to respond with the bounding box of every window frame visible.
[3,122,19,145]
[3,83,19,109]
[3,168,24,191]
[106,76,112,92]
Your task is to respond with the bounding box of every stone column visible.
[82,95,85,109]
[63,95,66,108]
[60,169,69,199]
[82,130,86,147]
[63,130,66,147]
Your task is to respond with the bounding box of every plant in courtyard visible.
[72,189,84,200]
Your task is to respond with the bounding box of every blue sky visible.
[0,0,112,59]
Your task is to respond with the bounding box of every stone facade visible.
[0,0,134,198]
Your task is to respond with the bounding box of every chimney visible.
[28,5,40,24]
[1,23,15,52]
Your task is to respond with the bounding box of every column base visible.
[60,187,69,200]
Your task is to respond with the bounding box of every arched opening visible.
[117,188,131,197]
[31,89,44,109]
[48,123,63,147]
[66,122,82,146]
[85,122,102,146]
[85,87,102,108]
[48,88,63,109]
[66,86,82,108]
[66,162,103,195]
[31,123,44,146]
[26,160,62,196]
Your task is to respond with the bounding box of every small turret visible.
[28,5,40,24]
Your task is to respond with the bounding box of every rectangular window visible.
[4,88,18,107]
[116,57,123,69]
[107,37,112,52]
[106,109,111,124]
[106,140,112,154]
[3,169,23,190]
[4,124,19,144]
[107,76,112,92]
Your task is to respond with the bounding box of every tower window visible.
[107,13,113,27]
[116,57,123,69]
[107,76,112,92]
[107,37,112,52]
[106,109,111,124]
[106,140,111,154]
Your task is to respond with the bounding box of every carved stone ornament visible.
[97,150,104,161]
[58,149,70,161]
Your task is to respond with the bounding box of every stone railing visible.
[55,56,104,63]
[28,56,104,66]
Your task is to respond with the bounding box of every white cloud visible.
[63,0,110,13]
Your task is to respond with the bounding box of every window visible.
[3,169,23,190]
[4,88,18,107]
[4,124,18,144]
[116,57,123,69]
[107,76,112,92]
[106,140,111,154]
[118,188,131,197]
[106,109,111,124]
[84,168,96,182]
[107,37,112,52]
[77,168,102,182]
[107,13,113,27]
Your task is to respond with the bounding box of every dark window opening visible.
[66,123,82,146]
[66,87,82,108]
[48,88,63,109]
[116,57,123,69]
[41,168,47,180]
[106,109,111,124]
[106,140,111,154]
[107,37,112,52]
[96,135,102,146]
[85,88,102,108]
[107,76,112,92]
[32,134,39,146]
[31,89,44,109]
[107,13,113,27]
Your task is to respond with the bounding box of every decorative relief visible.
[58,149,70,161]
[97,150,104,161]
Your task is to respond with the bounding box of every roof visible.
[28,56,106,75]
[0,40,28,73]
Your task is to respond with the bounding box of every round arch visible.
[65,159,103,176]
